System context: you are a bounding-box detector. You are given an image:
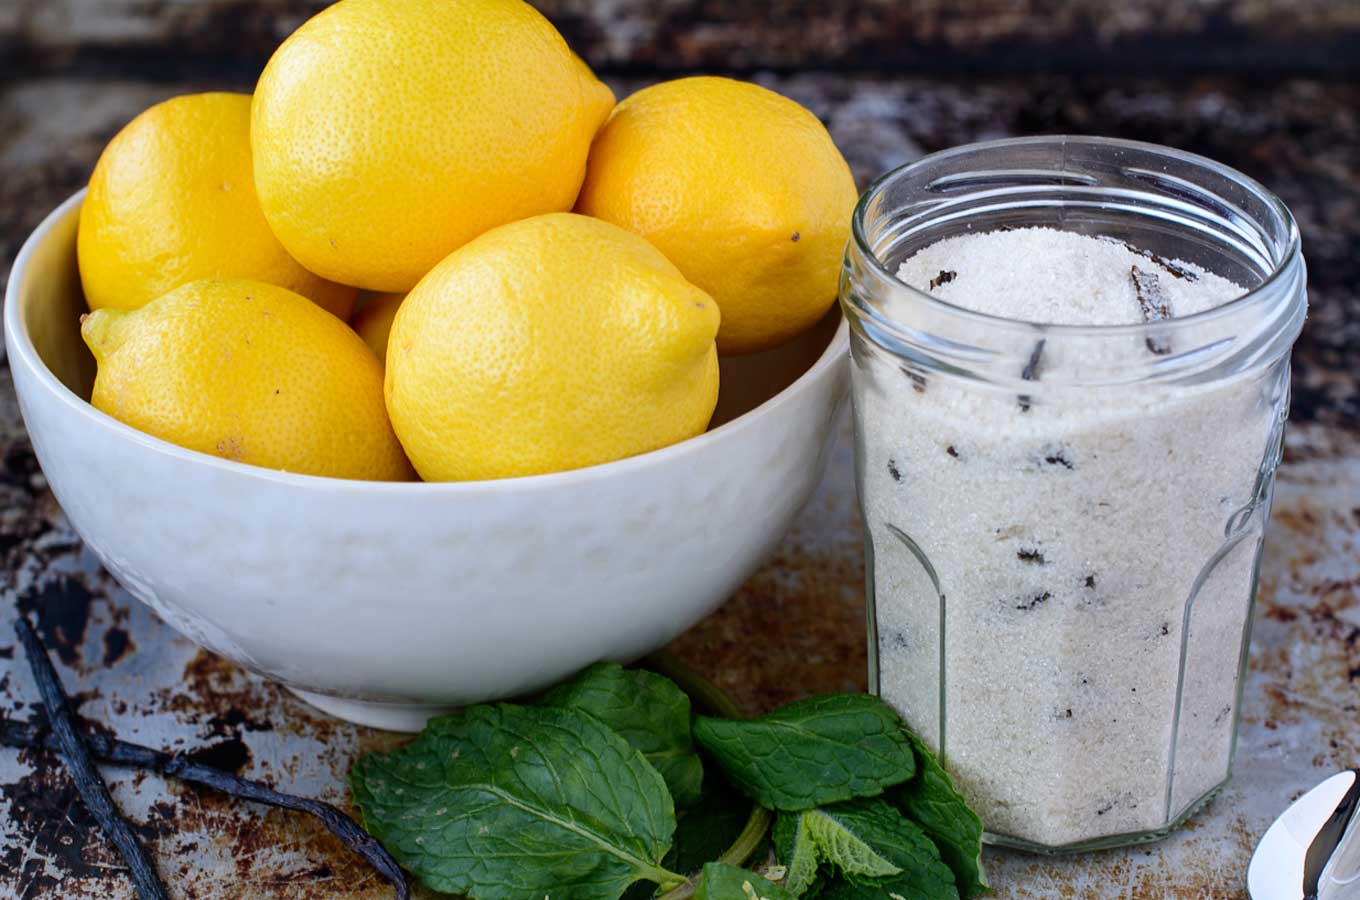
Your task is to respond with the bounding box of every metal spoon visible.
[1248,770,1360,900]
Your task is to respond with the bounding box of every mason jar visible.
[842,136,1307,852]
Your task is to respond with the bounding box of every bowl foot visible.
[287,688,457,732]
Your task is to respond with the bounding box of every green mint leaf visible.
[772,813,822,896]
[797,869,831,900]
[803,799,958,900]
[800,806,906,879]
[694,695,916,810]
[773,802,906,896]
[350,704,682,900]
[542,661,704,807]
[891,734,988,898]
[695,863,797,900]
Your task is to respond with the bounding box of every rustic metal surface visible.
[1,67,1358,899]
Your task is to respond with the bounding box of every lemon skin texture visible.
[77,92,355,319]
[573,52,617,133]
[251,0,615,292]
[82,279,414,482]
[385,213,720,482]
[577,76,858,355]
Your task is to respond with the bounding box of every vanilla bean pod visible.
[14,617,171,900]
[0,710,409,900]
[1130,265,1175,355]
[1018,338,1046,412]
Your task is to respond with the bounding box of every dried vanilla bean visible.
[1131,265,1174,355]
[1018,338,1046,412]
[14,618,170,900]
[0,711,410,900]
[6,622,409,900]
[1098,236,1199,281]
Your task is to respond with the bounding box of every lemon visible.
[351,292,405,363]
[385,213,720,481]
[573,52,616,130]
[251,0,615,292]
[577,76,858,355]
[77,92,355,319]
[82,279,413,481]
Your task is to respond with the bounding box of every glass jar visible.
[842,136,1307,853]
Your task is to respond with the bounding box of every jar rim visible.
[848,134,1304,340]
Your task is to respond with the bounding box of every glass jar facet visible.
[843,137,1306,852]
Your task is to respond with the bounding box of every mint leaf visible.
[773,802,907,896]
[695,863,796,900]
[799,806,905,879]
[542,661,704,807]
[801,800,958,900]
[350,704,683,900]
[694,695,916,810]
[773,813,822,896]
[891,735,988,898]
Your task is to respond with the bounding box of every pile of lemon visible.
[77,0,857,482]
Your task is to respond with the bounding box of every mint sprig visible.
[349,659,987,900]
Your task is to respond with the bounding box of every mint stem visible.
[718,806,774,868]
[654,803,773,900]
[644,653,775,900]
[650,867,691,891]
[645,651,744,719]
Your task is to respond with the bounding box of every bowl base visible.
[287,688,457,732]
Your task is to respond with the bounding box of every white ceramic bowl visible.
[4,192,850,730]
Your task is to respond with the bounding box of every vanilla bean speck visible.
[929,270,957,290]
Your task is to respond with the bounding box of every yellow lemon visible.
[82,279,413,482]
[77,92,355,319]
[385,213,720,481]
[251,0,615,292]
[576,76,858,355]
[573,52,617,130]
[351,292,405,363]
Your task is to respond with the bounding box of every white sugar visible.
[864,228,1280,848]
[895,226,1242,325]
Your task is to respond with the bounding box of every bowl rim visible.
[5,189,850,495]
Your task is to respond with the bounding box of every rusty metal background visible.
[2,69,1358,899]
